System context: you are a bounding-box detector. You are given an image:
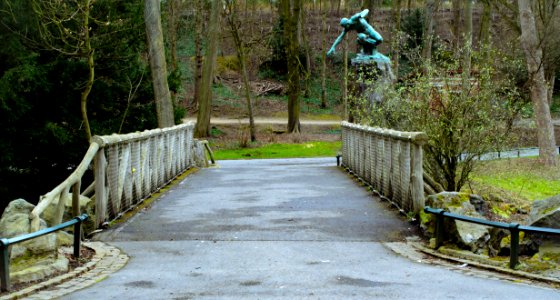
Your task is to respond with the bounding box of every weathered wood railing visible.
[341,122,428,214]
[30,122,196,231]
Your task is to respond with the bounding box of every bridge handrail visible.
[93,122,195,228]
[30,143,99,231]
[424,206,560,269]
[341,122,428,214]
[30,122,196,231]
[0,214,89,292]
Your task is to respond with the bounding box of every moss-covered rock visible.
[527,195,560,244]
[422,192,490,253]
[0,199,69,285]
[0,199,57,259]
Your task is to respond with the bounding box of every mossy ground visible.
[465,157,560,222]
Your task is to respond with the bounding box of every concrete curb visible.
[384,240,560,289]
[1,242,128,300]
[411,242,560,285]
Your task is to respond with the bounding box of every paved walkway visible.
[61,158,559,299]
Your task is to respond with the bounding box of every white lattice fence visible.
[93,123,195,226]
[341,122,427,214]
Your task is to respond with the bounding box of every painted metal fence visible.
[341,122,428,214]
[30,122,196,231]
[0,214,88,292]
[424,206,560,269]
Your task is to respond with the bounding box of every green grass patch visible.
[214,141,341,160]
[469,157,560,202]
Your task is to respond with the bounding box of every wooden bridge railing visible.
[341,122,428,214]
[30,122,196,231]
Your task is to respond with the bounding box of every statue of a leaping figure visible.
[327,9,383,57]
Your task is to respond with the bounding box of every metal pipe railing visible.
[0,214,88,292]
[424,206,560,269]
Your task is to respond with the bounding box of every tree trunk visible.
[167,0,179,73]
[343,38,348,121]
[479,0,492,67]
[392,0,401,80]
[479,1,491,47]
[462,0,472,89]
[300,7,312,99]
[320,0,328,109]
[422,0,440,73]
[518,0,557,166]
[81,0,94,142]
[452,0,463,56]
[226,1,256,142]
[144,0,175,128]
[195,0,220,137]
[548,74,555,105]
[193,0,204,109]
[283,0,301,133]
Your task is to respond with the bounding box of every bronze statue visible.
[327,9,383,57]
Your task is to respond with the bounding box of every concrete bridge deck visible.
[62,158,559,299]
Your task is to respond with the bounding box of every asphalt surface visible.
[63,158,560,299]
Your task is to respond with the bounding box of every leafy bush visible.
[352,48,522,191]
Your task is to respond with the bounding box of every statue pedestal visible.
[347,51,394,123]
[351,51,394,82]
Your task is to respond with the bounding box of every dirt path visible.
[183,117,342,126]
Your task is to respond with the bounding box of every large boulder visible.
[421,192,490,253]
[0,199,56,258]
[0,199,69,284]
[527,195,560,244]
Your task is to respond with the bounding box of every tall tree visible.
[452,0,463,56]
[281,0,302,133]
[31,0,96,141]
[195,0,220,137]
[517,0,557,166]
[225,0,256,142]
[422,0,441,72]
[462,0,473,90]
[193,0,205,109]
[166,0,180,73]
[392,0,402,80]
[144,0,175,128]
[320,0,328,109]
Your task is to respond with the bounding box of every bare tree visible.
[193,0,204,109]
[320,0,328,109]
[517,0,557,166]
[462,0,473,90]
[281,0,302,133]
[31,0,95,141]
[195,0,220,137]
[145,0,175,128]
[422,0,441,72]
[452,0,463,56]
[392,0,402,80]
[166,0,180,73]
[224,0,256,142]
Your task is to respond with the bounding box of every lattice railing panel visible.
[93,123,195,226]
[341,122,427,214]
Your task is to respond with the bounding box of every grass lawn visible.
[468,157,560,203]
[213,141,341,160]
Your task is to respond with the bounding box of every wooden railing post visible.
[411,135,427,214]
[72,181,81,217]
[94,147,107,228]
